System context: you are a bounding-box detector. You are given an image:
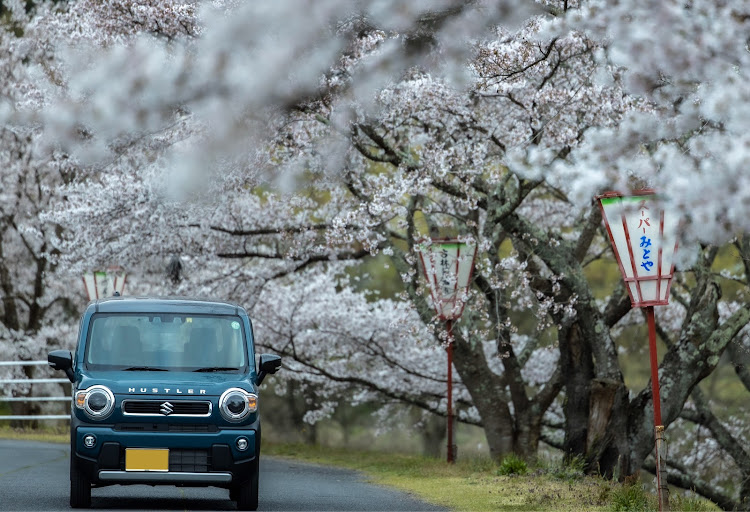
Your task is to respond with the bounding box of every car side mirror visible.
[48,350,75,383]
[255,354,282,386]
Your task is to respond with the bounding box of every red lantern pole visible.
[597,190,677,512]
[417,239,477,464]
[646,307,662,426]
[647,306,669,512]
[446,320,455,464]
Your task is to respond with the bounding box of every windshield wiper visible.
[122,366,168,371]
[193,367,240,372]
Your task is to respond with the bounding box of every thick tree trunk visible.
[0,233,21,331]
[9,401,41,429]
[559,320,630,477]
[512,410,542,459]
[451,333,515,459]
[559,321,592,461]
[420,413,446,458]
[587,378,630,478]
[27,246,47,332]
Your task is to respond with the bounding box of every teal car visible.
[48,297,281,510]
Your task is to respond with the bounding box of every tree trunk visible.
[420,413,446,458]
[513,410,542,460]
[27,247,47,332]
[451,333,515,460]
[9,365,41,429]
[0,232,21,332]
[587,378,630,478]
[286,380,319,445]
[559,321,592,462]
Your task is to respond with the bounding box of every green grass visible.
[0,425,68,443]
[266,443,613,511]
[537,455,586,481]
[609,479,653,512]
[265,444,720,511]
[497,453,528,476]
[608,479,718,512]
[670,493,720,512]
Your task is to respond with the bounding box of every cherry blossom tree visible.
[3,1,750,508]
[0,1,87,424]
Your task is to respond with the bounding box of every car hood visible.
[77,370,255,397]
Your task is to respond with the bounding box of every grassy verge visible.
[265,444,720,512]
[266,443,612,511]
[0,425,68,443]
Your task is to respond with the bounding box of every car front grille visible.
[100,448,213,472]
[121,400,212,417]
[169,449,210,472]
[114,423,218,432]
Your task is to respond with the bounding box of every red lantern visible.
[597,190,678,307]
[417,239,477,320]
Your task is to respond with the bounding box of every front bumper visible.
[98,471,232,485]
[73,426,257,487]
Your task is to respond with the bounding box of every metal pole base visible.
[655,425,670,512]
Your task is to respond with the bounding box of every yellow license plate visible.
[125,448,169,472]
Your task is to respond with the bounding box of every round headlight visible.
[219,388,257,422]
[227,395,246,414]
[75,385,115,420]
[88,391,108,412]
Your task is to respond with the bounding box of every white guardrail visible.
[0,360,70,420]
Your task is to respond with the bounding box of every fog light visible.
[83,434,96,448]
[236,437,248,451]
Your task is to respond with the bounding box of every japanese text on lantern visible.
[638,201,653,273]
[439,249,453,296]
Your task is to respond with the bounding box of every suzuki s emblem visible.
[160,402,174,415]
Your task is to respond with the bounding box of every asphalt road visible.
[0,440,444,511]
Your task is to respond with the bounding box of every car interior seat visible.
[185,327,217,367]
[111,325,143,366]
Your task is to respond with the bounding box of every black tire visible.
[70,457,91,508]
[235,455,259,511]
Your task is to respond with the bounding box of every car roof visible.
[88,296,244,316]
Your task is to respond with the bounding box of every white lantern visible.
[597,190,679,307]
[417,239,477,320]
[82,268,127,300]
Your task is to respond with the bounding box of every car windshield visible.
[85,313,248,372]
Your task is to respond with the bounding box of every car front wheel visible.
[70,457,92,508]
[234,455,259,511]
